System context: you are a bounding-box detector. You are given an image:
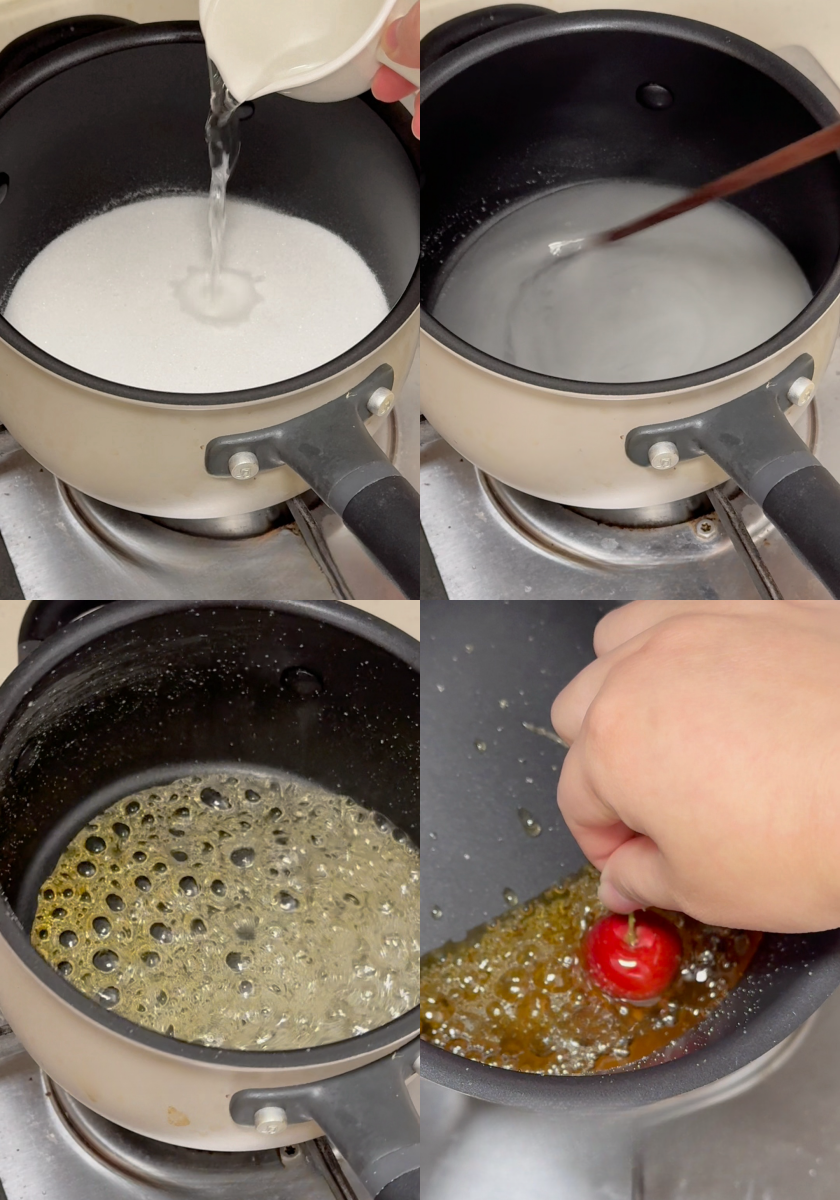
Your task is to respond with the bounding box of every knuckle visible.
[642,612,729,660]
[582,684,624,755]
[592,607,624,656]
[550,692,569,739]
[643,615,701,656]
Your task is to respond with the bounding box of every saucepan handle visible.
[230,1039,419,1200]
[205,366,421,598]
[625,354,840,597]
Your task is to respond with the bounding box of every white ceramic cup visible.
[200,0,420,105]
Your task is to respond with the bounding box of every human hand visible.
[372,1,420,138]
[551,601,840,933]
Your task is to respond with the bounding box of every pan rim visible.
[420,922,840,1108]
[0,22,421,409]
[420,8,840,398]
[0,600,420,1070]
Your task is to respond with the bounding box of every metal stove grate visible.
[0,1017,363,1200]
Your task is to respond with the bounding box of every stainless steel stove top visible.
[0,1022,361,1200]
[421,342,840,600]
[0,368,420,601]
[423,985,840,1200]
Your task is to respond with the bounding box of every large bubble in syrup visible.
[31,771,418,1051]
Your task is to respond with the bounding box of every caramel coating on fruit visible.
[421,865,760,1075]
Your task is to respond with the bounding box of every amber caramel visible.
[421,866,760,1074]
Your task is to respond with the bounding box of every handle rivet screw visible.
[229,451,260,481]
[648,441,680,470]
[787,377,815,408]
[254,1106,287,1135]
[367,388,395,418]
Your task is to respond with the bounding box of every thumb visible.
[598,835,678,914]
[382,3,421,69]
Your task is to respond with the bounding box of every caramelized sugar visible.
[421,866,761,1074]
[33,772,419,1050]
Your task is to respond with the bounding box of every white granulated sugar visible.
[4,195,389,393]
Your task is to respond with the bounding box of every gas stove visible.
[0,366,419,602]
[0,1016,367,1200]
[419,29,840,600]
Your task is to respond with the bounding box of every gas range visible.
[419,28,840,600]
[0,366,419,602]
[0,1018,366,1200]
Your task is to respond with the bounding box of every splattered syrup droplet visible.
[516,807,542,837]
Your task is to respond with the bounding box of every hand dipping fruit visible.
[584,911,683,1002]
[421,865,762,1075]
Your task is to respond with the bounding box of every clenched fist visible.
[551,601,840,933]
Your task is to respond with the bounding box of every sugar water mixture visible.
[421,865,760,1075]
[431,180,812,383]
[32,772,419,1050]
[4,44,389,393]
[4,196,388,393]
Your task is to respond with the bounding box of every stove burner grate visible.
[47,1079,353,1198]
[483,474,764,569]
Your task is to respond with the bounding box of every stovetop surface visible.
[0,1026,357,1200]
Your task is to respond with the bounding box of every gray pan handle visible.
[625,354,840,597]
[205,365,421,598]
[229,1039,419,1200]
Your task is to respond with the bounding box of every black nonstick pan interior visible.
[421,9,840,392]
[0,603,420,927]
[0,24,419,328]
[420,601,840,1109]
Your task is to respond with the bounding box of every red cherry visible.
[584,912,682,1001]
